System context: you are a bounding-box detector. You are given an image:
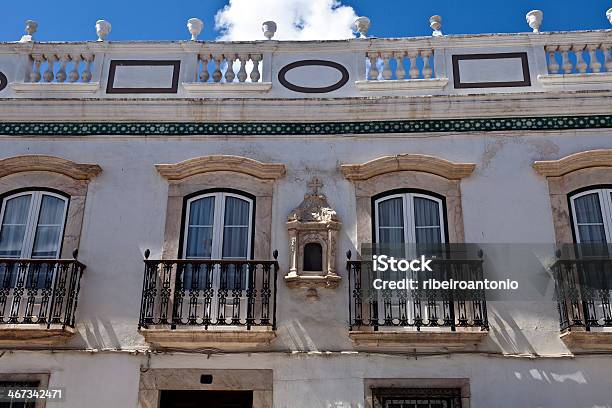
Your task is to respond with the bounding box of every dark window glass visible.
[303,242,323,271]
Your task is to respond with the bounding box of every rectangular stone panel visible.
[452,52,530,88]
[106,60,180,93]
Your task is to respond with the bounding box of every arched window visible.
[181,191,254,290]
[182,192,253,260]
[374,192,446,245]
[0,190,68,259]
[570,188,612,244]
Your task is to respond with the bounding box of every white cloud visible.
[214,0,359,41]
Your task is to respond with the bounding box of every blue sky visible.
[1,0,610,42]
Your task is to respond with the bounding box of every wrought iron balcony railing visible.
[138,250,279,330]
[553,253,612,331]
[347,250,488,331]
[0,254,85,328]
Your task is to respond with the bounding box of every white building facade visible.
[0,27,611,407]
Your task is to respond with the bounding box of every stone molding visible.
[533,149,612,177]
[0,157,99,259]
[155,155,286,181]
[341,154,476,181]
[0,155,102,180]
[364,378,470,408]
[349,330,487,351]
[343,155,469,244]
[0,324,76,347]
[534,150,612,245]
[139,328,276,351]
[138,368,273,408]
[560,330,612,351]
[0,373,50,408]
[161,170,276,260]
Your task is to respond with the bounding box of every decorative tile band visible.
[0,115,610,136]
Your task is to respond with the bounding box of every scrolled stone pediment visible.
[340,154,476,180]
[0,155,102,180]
[155,155,286,180]
[533,149,612,177]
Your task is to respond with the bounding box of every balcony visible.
[553,249,612,350]
[138,251,279,350]
[0,255,85,346]
[347,250,488,350]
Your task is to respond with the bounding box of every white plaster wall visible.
[1,129,612,406]
[1,351,612,407]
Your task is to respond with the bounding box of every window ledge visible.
[0,324,75,346]
[349,329,488,351]
[139,327,276,350]
[182,82,272,93]
[560,330,612,351]
[284,273,341,289]
[355,78,449,91]
[10,82,100,93]
[537,73,612,87]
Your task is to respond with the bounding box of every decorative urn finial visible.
[353,16,371,38]
[19,20,38,43]
[187,18,204,41]
[526,10,543,33]
[262,21,277,40]
[96,20,112,42]
[429,15,443,37]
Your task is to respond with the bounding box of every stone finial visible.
[353,16,371,38]
[262,21,277,40]
[96,20,112,41]
[429,15,442,37]
[187,18,204,41]
[526,10,543,33]
[19,20,38,43]
[607,8,612,25]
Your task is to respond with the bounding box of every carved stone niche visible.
[285,178,341,290]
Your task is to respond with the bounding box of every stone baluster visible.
[420,49,433,79]
[572,45,587,73]
[56,55,70,83]
[81,54,94,83]
[545,46,560,74]
[69,55,81,82]
[30,54,43,82]
[43,54,57,82]
[198,54,210,82]
[394,51,406,80]
[212,55,223,82]
[407,51,419,79]
[558,46,573,74]
[586,45,601,73]
[381,53,392,80]
[237,54,248,82]
[250,54,262,82]
[603,44,612,72]
[367,53,379,80]
[224,54,236,83]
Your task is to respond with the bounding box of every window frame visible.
[0,189,70,259]
[180,189,255,261]
[569,187,612,244]
[372,189,448,245]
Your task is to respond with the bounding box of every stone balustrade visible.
[545,43,612,74]
[28,52,94,83]
[196,52,262,83]
[1,30,612,98]
[366,47,435,80]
